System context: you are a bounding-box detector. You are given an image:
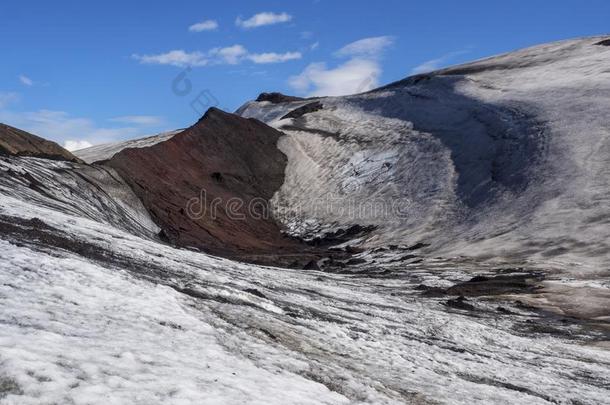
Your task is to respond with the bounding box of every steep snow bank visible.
[0,156,158,237]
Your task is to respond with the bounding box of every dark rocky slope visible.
[255,92,304,104]
[106,108,316,264]
[0,123,81,162]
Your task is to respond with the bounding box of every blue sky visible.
[1,0,609,150]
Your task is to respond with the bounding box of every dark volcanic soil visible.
[106,108,322,266]
[0,123,81,162]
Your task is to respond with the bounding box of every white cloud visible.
[109,115,164,126]
[310,41,319,51]
[411,59,443,74]
[0,92,19,108]
[335,36,394,58]
[411,50,469,74]
[236,12,292,28]
[209,45,248,64]
[289,59,381,97]
[18,75,34,86]
[1,94,166,149]
[134,45,300,67]
[188,19,218,32]
[289,35,393,97]
[64,140,93,151]
[0,109,146,148]
[132,50,208,67]
[247,51,302,64]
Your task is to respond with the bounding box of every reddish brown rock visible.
[0,123,81,162]
[106,107,315,264]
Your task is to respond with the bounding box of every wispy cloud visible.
[0,109,163,150]
[335,36,394,58]
[109,115,164,126]
[132,50,208,67]
[411,50,470,74]
[18,74,34,86]
[133,45,301,67]
[236,12,292,28]
[289,36,393,97]
[189,20,218,32]
[0,92,19,108]
[247,52,301,64]
[208,45,248,64]
[189,19,218,32]
[289,59,380,97]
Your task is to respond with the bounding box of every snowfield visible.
[1,192,609,404]
[1,36,610,404]
[0,241,347,405]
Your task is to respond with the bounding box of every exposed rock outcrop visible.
[255,92,304,104]
[106,108,313,264]
[280,101,323,120]
[0,123,81,162]
[594,38,610,46]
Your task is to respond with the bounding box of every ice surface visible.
[1,183,609,404]
[73,130,183,164]
[238,36,610,277]
[0,156,159,237]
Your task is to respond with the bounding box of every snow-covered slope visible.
[1,176,609,404]
[73,129,183,164]
[237,36,610,273]
[0,156,159,238]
